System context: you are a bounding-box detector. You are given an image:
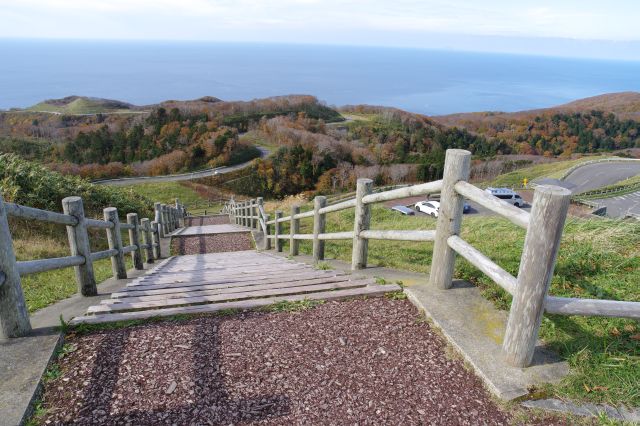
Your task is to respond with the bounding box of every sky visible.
[1,0,640,60]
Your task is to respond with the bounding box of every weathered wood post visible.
[244,202,249,227]
[274,211,283,252]
[160,204,168,235]
[151,221,161,259]
[62,197,97,296]
[264,213,272,250]
[502,185,571,367]
[429,149,471,289]
[351,178,373,270]
[256,197,264,231]
[127,213,144,270]
[141,218,154,264]
[313,196,327,262]
[175,199,183,228]
[154,202,164,238]
[0,194,32,339]
[104,207,127,279]
[290,205,300,256]
[250,199,256,229]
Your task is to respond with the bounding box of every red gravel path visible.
[185,215,230,226]
[171,232,253,255]
[37,298,523,425]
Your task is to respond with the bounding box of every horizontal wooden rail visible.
[120,223,135,230]
[361,230,436,242]
[447,235,517,295]
[122,245,138,254]
[361,180,442,205]
[545,296,640,319]
[454,181,530,229]
[318,231,353,240]
[292,233,314,240]
[85,218,114,229]
[294,210,315,220]
[90,249,118,261]
[318,199,357,215]
[17,255,85,276]
[5,202,78,226]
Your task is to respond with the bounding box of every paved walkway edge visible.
[0,260,165,426]
[522,398,640,422]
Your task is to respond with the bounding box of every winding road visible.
[94,147,269,186]
[563,161,640,194]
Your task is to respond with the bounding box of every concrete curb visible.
[522,398,640,422]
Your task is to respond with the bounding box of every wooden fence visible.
[0,196,186,340]
[224,149,640,368]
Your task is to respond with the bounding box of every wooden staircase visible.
[71,251,401,325]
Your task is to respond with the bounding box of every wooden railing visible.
[0,196,187,340]
[224,149,640,368]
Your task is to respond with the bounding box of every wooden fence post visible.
[313,196,327,262]
[0,195,31,339]
[256,198,263,231]
[151,221,161,259]
[62,196,97,296]
[154,202,164,238]
[127,213,144,270]
[502,185,571,367]
[141,218,154,264]
[351,178,373,270]
[104,207,127,279]
[429,149,471,289]
[274,211,283,252]
[290,205,300,256]
[175,199,183,228]
[264,213,271,250]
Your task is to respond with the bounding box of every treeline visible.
[0,153,151,217]
[445,110,640,157]
[222,108,505,198]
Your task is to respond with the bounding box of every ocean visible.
[1,39,640,115]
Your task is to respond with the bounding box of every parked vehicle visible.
[484,187,524,207]
[415,200,440,217]
[391,205,415,215]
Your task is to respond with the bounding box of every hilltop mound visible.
[26,96,136,114]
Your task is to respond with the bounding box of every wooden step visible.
[88,279,377,314]
[70,284,402,325]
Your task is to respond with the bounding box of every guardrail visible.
[574,180,640,199]
[0,195,187,339]
[559,157,640,180]
[224,149,640,368]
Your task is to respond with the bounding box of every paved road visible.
[384,194,531,219]
[95,147,269,186]
[592,191,640,218]
[564,162,640,194]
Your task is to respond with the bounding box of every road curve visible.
[94,147,269,186]
[563,161,640,194]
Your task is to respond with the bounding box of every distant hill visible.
[433,92,640,126]
[25,96,138,114]
[431,92,640,156]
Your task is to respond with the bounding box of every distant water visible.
[1,40,640,115]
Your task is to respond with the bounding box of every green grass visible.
[490,156,615,187]
[123,181,204,205]
[25,97,139,114]
[271,203,639,406]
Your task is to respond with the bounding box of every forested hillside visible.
[433,92,640,157]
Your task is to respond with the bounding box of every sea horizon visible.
[2,39,640,115]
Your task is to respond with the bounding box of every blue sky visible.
[2,0,640,60]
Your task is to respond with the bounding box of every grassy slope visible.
[122,181,220,215]
[26,98,134,114]
[266,202,639,406]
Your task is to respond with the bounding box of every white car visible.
[484,187,524,207]
[415,200,440,217]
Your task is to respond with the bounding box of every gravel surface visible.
[185,216,230,226]
[171,232,252,255]
[35,298,531,425]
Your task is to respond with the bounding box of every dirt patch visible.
[184,215,230,226]
[36,298,527,425]
[171,232,252,255]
